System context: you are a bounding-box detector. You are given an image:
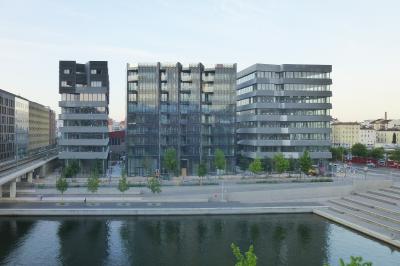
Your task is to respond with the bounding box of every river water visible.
[0,214,398,266]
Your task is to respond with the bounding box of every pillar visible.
[0,185,2,198]
[27,172,33,183]
[16,176,21,182]
[9,181,16,199]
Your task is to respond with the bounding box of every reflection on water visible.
[0,214,398,266]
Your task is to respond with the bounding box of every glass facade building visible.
[15,97,29,159]
[0,90,15,163]
[236,64,332,162]
[126,63,236,176]
[59,61,110,173]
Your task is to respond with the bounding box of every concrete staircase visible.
[314,185,400,248]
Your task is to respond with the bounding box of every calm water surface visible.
[0,214,398,266]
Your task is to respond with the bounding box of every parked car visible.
[366,162,376,168]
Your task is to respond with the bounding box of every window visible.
[61,81,68,87]
[91,69,100,75]
[90,81,102,87]
[63,69,70,74]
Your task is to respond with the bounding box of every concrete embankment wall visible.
[0,206,319,216]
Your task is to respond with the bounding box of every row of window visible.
[238,133,330,141]
[62,107,107,114]
[237,71,330,85]
[237,109,330,116]
[61,93,107,102]
[61,81,103,87]
[238,121,330,128]
[63,69,102,75]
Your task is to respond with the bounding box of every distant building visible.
[58,61,110,173]
[359,126,376,148]
[376,129,400,147]
[0,89,56,163]
[331,122,360,148]
[109,130,126,161]
[126,62,236,176]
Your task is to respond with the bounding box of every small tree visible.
[273,153,289,175]
[249,158,263,175]
[368,147,384,159]
[197,162,207,185]
[231,243,257,266]
[118,170,129,199]
[164,148,177,176]
[330,147,346,162]
[389,149,400,162]
[87,171,100,194]
[351,143,368,157]
[56,176,68,201]
[299,150,313,176]
[147,176,161,194]
[215,149,226,175]
[324,256,373,266]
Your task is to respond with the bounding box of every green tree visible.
[231,243,257,266]
[147,177,161,194]
[215,149,226,174]
[330,147,346,161]
[164,148,177,176]
[389,149,400,162]
[351,143,368,157]
[56,176,68,201]
[249,158,263,175]
[118,170,129,197]
[339,256,372,266]
[87,171,100,194]
[299,150,313,175]
[197,162,207,185]
[368,147,384,159]
[69,160,80,177]
[272,153,289,174]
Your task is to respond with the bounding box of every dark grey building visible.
[59,61,110,173]
[236,64,332,164]
[126,63,236,176]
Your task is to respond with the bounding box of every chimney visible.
[385,112,387,120]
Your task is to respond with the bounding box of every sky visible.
[0,0,399,122]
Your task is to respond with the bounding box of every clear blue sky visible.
[0,0,399,121]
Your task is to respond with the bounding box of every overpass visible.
[0,154,58,198]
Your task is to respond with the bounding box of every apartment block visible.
[59,61,110,173]
[0,90,15,163]
[236,64,332,162]
[126,62,236,176]
[331,122,360,148]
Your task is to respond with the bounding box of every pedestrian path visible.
[315,184,400,248]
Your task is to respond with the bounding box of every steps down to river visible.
[314,185,400,248]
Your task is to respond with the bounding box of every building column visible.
[0,185,2,198]
[27,172,33,183]
[9,181,16,199]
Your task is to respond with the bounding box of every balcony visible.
[59,126,108,133]
[59,150,109,160]
[59,113,108,120]
[58,138,109,146]
[59,101,107,108]
[127,75,138,81]
[181,75,192,82]
[202,76,214,82]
